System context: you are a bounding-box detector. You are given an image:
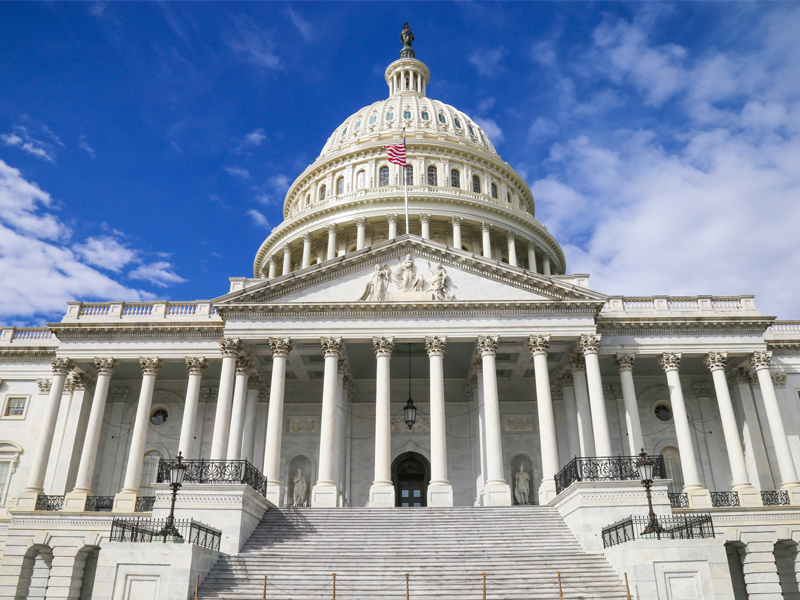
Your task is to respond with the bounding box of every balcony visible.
[157,458,268,498]
[555,455,666,495]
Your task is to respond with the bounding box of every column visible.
[729,367,775,489]
[481,222,493,259]
[226,357,252,461]
[179,357,207,459]
[420,213,431,239]
[752,351,800,500]
[264,338,293,505]
[313,337,343,507]
[704,352,762,506]
[49,373,93,495]
[426,336,453,506]
[614,354,644,456]
[579,335,612,456]
[369,337,395,506]
[529,335,558,503]
[475,369,489,505]
[559,373,581,460]
[355,217,366,250]
[326,224,338,260]
[282,244,292,275]
[387,214,398,240]
[543,255,552,275]
[267,257,277,279]
[62,359,116,511]
[478,335,512,505]
[527,242,539,273]
[241,375,263,464]
[568,354,595,457]
[659,352,712,508]
[506,232,517,267]
[451,216,462,249]
[334,361,347,505]
[210,338,241,460]
[301,233,313,268]
[113,357,162,512]
[16,358,72,507]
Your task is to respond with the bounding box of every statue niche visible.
[511,455,534,506]
[286,456,313,507]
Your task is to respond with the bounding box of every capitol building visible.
[0,27,798,600]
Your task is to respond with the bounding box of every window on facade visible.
[0,461,9,505]
[472,175,481,194]
[336,177,345,196]
[507,192,512,203]
[386,112,394,121]
[305,194,311,206]
[405,77,409,89]
[341,127,347,138]
[480,132,487,145]
[427,165,438,186]
[491,183,498,199]
[140,451,162,497]
[4,397,25,417]
[661,446,683,494]
[468,125,475,135]
[438,113,446,124]
[405,165,413,186]
[421,111,429,121]
[454,118,462,129]
[654,404,673,422]
[320,185,326,201]
[450,169,460,188]
[357,170,366,190]
[369,115,377,125]
[404,110,411,120]
[150,408,168,425]
[379,166,389,187]
[355,120,361,130]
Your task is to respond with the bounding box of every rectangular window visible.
[2,396,28,419]
[0,462,9,505]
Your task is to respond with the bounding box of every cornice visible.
[597,316,774,334]
[0,348,56,362]
[48,322,225,340]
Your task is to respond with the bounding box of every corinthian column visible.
[301,232,313,268]
[113,357,163,512]
[481,222,493,259]
[420,213,431,239]
[752,351,800,501]
[313,337,343,507]
[529,335,558,503]
[426,336,453,506]
[264,338,293,505]
[527,242,539,273]
[210,338,242,460]
[326,224,338,260]
[241,374,263,464]
[227,357,252,461]
[282,244,292,275]
[659,352,711,508]
[355,217,366,250]
[267,256,277,279]
[451,216,462,249]
[370,337,395,506]
[614,354,644,455]
[506,231,518,267]
[387,214,398,240]
[579,335,612,456]
[478,335,512,505]
[179,357,207,459]
[568,354,595,457]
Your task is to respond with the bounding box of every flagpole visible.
[403,128,409,235]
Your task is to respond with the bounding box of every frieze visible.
[503,415,532,432]
[49,324,225,340]
[289,418,317,434]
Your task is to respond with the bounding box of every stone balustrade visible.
[61,301,223,323]
[601,295,759,316]
[0,327,59,346]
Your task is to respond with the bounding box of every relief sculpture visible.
[358,254,454,302]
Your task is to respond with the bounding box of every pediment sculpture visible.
[358,254,454,302]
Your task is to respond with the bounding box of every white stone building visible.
[0,30,798,600]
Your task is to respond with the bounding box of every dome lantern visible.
[385,23,430,97]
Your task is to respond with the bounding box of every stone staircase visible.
[199,506,627,600]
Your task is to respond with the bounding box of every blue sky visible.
[1,2,799,323]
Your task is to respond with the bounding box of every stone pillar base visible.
[63,491,90,512]
[781,483,800,506]
[685,486,712,509]
[9,490,40,512]
[427,483,453,507]
[112,491,139,513]
[311,482,339,508]
[538,478,557,505]
[733,485,763,507]
[266,481,284,507]
[482,481,512,506]
[369,482,395,507]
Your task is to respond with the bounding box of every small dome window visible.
[427,165,438,186]
[491,183,498,199]
[369,115,377,125]
[320,185,326,201]
[341,127,347,138]
[468,125,475,135]
[379,166,389,187]
[405,164,414,186]
[450,169,460,188]
[472,175,481,194]
[357,170,366,190]
[438,113,446,124]
[454,118,462,129]
[386,112,394,121]
[480,131,487,145]
[355,120,361,130]
[421,111,429,121]
[336,177,345,196]
[507,192,512,203]
[655,404,673,422]
[150,408,168,426]
[404,110,412,120]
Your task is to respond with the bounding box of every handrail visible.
[554,455,666,494]
[157,458,268,498]
[602,514,714,548]
[110,517,221,551]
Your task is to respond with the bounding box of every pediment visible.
[215,236,607,309]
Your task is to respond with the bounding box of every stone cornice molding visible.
[185,356,209,375]
[613,353,635,372]
[703,351,727,372]
[597,317,773,335]
[425,335,447,357]
[269,338,293,359]
[48,323,225,341]
[0,349,56,362]
[659,352,682,372]
[527,334,550,356]
[373,336,395,357]
[320,337,343,358]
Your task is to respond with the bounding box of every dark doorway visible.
[392,452,430,507]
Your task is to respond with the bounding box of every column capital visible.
[386,213,398,224]
[772,371,787,388]
[527,240,537,250]
[751,350,773,370]
[419,213,431,224]
[111,387,130,402]
[703,351,728,372]
[425,336,447,357]
[337,234,347,245]
[248,373,265,388]
[282,243,292,253]
[451,215,463,226]
[321,337,343,358]
[481,221,492,233]
[355,217,367,227]
[505,230,517,241]
[269,337,294,358]
[219,338,242,358]
[477,335,499,357]
[337,357,348,372]
[95,357,119,376]
[578,334,601,355]
[372,336,395,357]
[302,232,313,242]
[693,382,713,398]
[37,378,51,395]
[326,223,338,233]
[557,372,573,387]
[659,352,682,372]
[267,255,277,265]
[235,357,253,376]
[550,385,563,401]
[567,353,586,372]
[139,357,163,376]
[613,353,635,372]
[728,367,752,384]
[63,377,76,394]
[527,334,550,356]
[71,373,93,390]
[185,356,209,375]
[51,357,73,376]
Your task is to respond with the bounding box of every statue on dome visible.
[514,463,531,505]
[400,23,414,48]
[396,254,425,292]
[428,263,453,301]
[359,263,391,302]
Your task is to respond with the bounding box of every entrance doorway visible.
[392,452,430,507]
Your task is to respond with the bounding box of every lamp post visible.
[161,451,187,539]
[404,344,417,429]
[636,448,664,535]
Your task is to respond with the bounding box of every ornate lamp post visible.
[404,344,416,429]
[636,448,664,535]
[161,451,187,539]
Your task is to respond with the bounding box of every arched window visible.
[472,175,481,194]
[427,165,438,186]
[405,164,414,186]
[305,194,311,206]
[336,177,344,196]
[507,192,512,203]
[357,170,365,190]
[369,115,377,125]
[354,120,361,131]
[450,169,460,188]
[379,166,389,187]
[320,185,326,201]
[491,183,498,199]
[403,110,411,120]
[421,111,429,121]
[454,118,462,129]
[438,113,446,124]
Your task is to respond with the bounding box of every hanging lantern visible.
[404,398,417,429]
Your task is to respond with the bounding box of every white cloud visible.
[1,129,55,163]
[286,7,313,43]
[244,129,266,146]
[78,135,96,159]
[469,47,508,77]
[269,174,290,194]
[73,236,136,272]
[0,160,64,240]
[228,17,283,70]
[247,209,270,228]
[129,261,186,287]
[474,118,504,144]
[529,117,559,139]
[225,166,250,179]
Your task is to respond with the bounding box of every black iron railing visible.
[761,490,790,506]
[668,492,689,508]
[602,514,715,548]
[135,496,156,512]
[157,458,267,498]
[554,455,666,494]
[110,517,221,551]
[85,496,114,512]
[710,491,740,507]
[35,495,64,511]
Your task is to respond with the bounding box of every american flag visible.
[385,141,406,166]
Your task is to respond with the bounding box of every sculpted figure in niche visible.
[293,468,308,507]
[396,254,425,292]
[428,262,453,301]
[514,463,531,505]
[359,264,391,302]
